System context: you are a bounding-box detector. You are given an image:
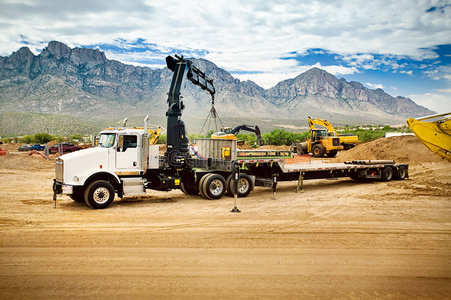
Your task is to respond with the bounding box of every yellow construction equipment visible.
[407,112,451,162]
[293,117,358,157]
[211,125,263,145]
[148,127,161,145]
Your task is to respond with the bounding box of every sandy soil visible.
[0,137,450,299]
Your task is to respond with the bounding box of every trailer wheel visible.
[181,180,199,195]
[226,174,253,197]
[394,166,407,180]
[84,180,115,209]
[201,174,226,200]
[312,144,325,158]
[326,150,337,157]
[381,166,394,182]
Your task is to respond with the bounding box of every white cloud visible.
[408,93,451,113]
[0,0,449,89]
[365,82,384,89]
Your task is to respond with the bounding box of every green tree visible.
[19,135,32,144]
[33,132,53,143]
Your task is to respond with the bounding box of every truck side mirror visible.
[118,135,124,151]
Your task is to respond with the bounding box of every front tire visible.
[84,180,115,209]
[312,144,326,158]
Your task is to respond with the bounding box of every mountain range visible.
[0,41,434,135]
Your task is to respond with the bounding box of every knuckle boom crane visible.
[164,55,215,168]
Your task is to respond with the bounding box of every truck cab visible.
[53,126,157,208]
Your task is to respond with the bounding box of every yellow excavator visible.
[211,125,263,145]
[407,112,451,162]
[293,117,358,157]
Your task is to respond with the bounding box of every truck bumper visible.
[53,179,62,195]
[53,180,74,195]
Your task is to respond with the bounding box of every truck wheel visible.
[381,166,394,182]
[181,181,199,195]
[202,174,226,200]
[84,180,115,209]
[312,144,325,157]
[226,174,253,197]
[394,166,407,180]
[326,150,337,157]
[198,174,213,199]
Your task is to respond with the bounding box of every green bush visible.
[262,129,309,146]
[157,134,167,144]
[18,135,32,144]
[33,132,53,144]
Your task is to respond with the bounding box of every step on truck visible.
[53,55,409,209]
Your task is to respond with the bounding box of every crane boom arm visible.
[308,116,337,133]
[165,55,216,167]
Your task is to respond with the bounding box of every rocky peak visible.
[44,41,71,59]
[349,81,364,89]
[9,46,34,64]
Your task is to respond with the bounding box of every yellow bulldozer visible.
[407,112,451,162]
[292,117,359,158]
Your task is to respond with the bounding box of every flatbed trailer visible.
[176,145,409,200]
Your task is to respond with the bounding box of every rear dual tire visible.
[198,174,226,200]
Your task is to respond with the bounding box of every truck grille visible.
[55,158,63,182]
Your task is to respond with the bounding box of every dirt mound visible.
[258,145,291,150]
[0,153,54,170]
[332,135,445,164]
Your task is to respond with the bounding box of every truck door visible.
[116,134,140,170]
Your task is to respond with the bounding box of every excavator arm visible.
[230,125,263,145]
[407,112,451,162]
[148,127,161,145]
[308,116,337,134]
[212,125,263,145]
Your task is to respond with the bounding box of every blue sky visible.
[1,0,450,113]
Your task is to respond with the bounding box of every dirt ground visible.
[0,137,450,299]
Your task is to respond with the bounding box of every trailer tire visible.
[226,174,253,197]
[181,180,199,195]
[312,144,325,158]
[381,166,394,182]
[84,180,115,209]
[202,174,226,200]
[394,165,407,180]
[326,150,337,157]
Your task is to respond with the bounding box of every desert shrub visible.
[33,132,53,143]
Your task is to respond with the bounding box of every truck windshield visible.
[98,133,116,148]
